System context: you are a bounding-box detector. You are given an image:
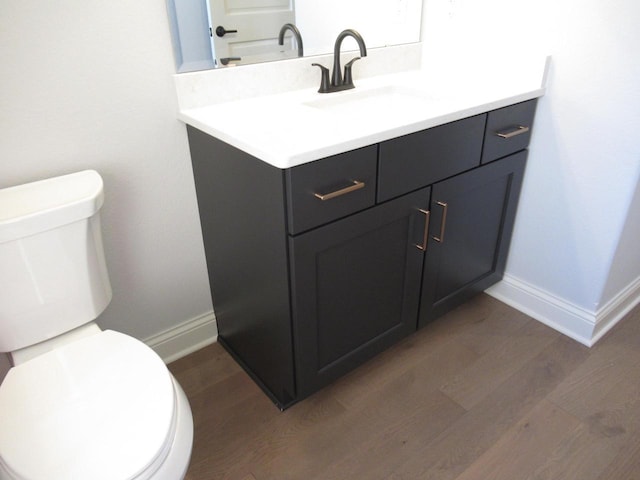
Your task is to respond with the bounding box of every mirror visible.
[166,0,423,72]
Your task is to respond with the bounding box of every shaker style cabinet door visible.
[289,187,430,398]
[418,151,527,327]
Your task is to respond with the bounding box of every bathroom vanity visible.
[180,65,544,408]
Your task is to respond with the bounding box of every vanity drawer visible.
[482,99,537,164]
[377,114,486,202]
[286,145,377,234]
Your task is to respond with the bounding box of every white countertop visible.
[178,57,548,169]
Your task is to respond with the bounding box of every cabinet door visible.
[290,187,430,398]
[418,151,527,328]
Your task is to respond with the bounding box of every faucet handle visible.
[343,57,361,87]
[311,63,330,93]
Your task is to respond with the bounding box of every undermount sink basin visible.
[302,85,440,116]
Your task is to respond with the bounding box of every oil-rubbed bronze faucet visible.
[278,23,304,58]
[312,29,367,93]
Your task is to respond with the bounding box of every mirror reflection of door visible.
[208,0,295,66]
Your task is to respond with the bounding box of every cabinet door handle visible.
[414,209,430,251]
[495,125,530,139]
[432,201,448,243]
[314,180,365,201]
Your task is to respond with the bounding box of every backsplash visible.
[173,43,422,110]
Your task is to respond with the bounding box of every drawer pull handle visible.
[496,125,530,139]
[415,208,431,251]
[432,201,448,243]
[314,180,365,201]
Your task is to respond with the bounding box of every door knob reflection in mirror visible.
[215,26,238,37]
[219,57,241,65]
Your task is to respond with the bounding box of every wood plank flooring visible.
[168,294,640,480]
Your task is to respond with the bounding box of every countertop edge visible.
[179,86,545,170]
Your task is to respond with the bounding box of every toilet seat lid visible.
[0,330,176,480]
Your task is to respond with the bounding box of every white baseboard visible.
[486,274,640,347]
[592,275,640,344]
[486,275,596,346]
[144,310,218,364]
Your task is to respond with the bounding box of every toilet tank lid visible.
[0,170,104,243]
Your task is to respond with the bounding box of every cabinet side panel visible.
[187,126,295,406]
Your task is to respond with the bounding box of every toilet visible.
[0,171,193,480]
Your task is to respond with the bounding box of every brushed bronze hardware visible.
[314,180,365,201]
[414,208,430,251]
[496,125,530,139]
[432,201,448,243]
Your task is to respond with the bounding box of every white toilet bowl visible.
[0,327,193,480]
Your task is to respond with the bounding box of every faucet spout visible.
[278,23,304,58]
[332,29,367,87]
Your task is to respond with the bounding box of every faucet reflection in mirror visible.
[278,23,304,58]
[312,29,367,93]
[219,22,303,66]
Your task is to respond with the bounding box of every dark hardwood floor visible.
[169,294,640,480]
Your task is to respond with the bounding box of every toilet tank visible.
[0,170,113,353]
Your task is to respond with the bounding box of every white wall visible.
[0,0,214,371]
[601,179,640,308]
[421,0,640,342]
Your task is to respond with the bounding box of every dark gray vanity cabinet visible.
[187,98,537,408]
